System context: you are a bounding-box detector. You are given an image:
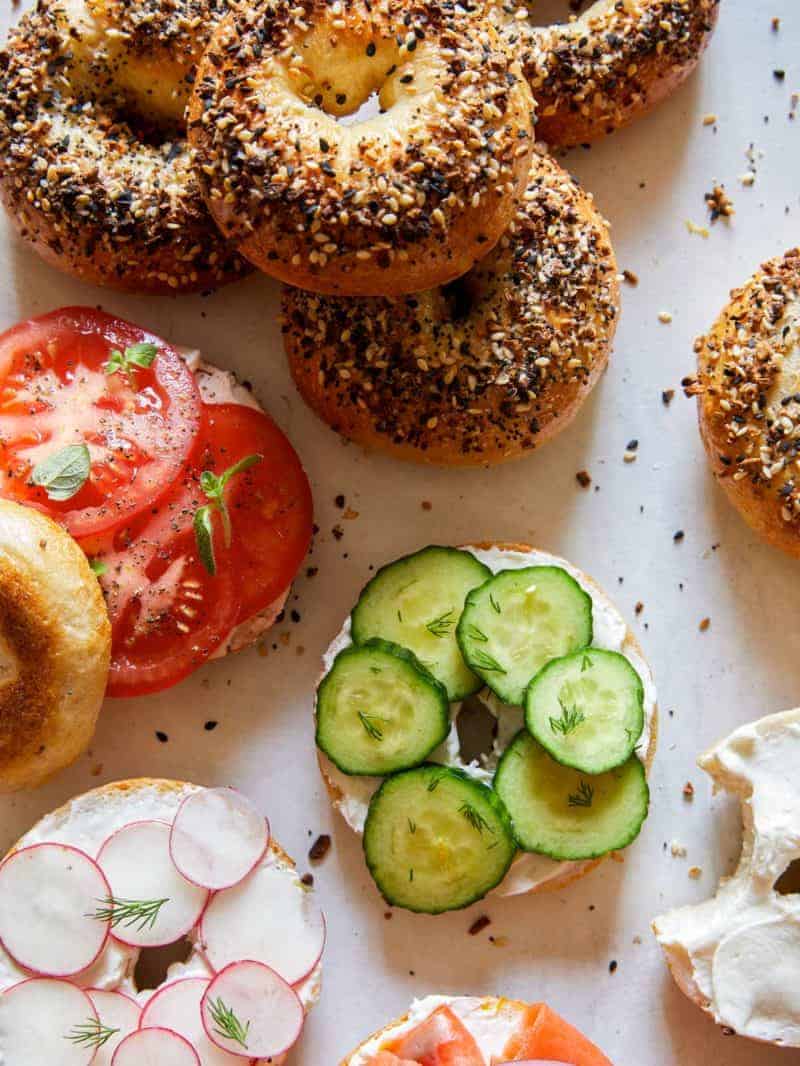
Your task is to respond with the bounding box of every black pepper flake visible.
[626,439,639,451]
[309,834,331,862]
[155,731,168,743]
[334,494,346,508]
[673,530,685,542]
[468,914,491,936]
[609,960,618,974]
[290,609,301,623]
[204,720,218,731]
[773,69,786,81]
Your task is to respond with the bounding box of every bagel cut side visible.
[190,0,535,296]
[0,499,110,792]
[0,0,248,292]
[283,148,618,466]
[491,0,720,148]
[688,248,800,559]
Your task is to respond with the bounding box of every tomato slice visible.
[0,307,201,538]
[89,402,313,697]
[386,1007,485,1066]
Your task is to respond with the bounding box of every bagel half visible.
[0,499,110,793]
[318,541,658,900]
[689,248,800,559]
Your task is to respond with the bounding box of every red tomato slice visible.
[0,307,201,538]
[89,402,312,697]
[386,1007,485,1066]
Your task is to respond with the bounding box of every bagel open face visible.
[190,0,535,296]
[283,150,619,466]
[692,248,800,559]
[318,542,658,901]
[0,500,110,793]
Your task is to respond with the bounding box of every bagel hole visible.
[456,695,498,765]
[511,0,590,27]
[133,937,193,992]
[775,860,800,896]
[335,89,384,126]
[442,276,480,322]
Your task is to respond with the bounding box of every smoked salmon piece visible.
[364,1055,420,1066]
[384,1005,485,1065]
[501,1003,612,1065]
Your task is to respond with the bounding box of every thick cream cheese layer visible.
[654,709,800,1047]
[321,545,657,896]
[0,782,321,1050]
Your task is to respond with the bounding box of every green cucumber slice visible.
[494,731,649,860]
[525,649,644,774]
[456,566,593,706]
[351,546,491,700]
[316,640,450,776]
[363,765,516,913]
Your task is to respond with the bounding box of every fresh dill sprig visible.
[470,649,506,674]
[581,653,592,672]
[89,896,169,932]
[65,1019,119,1050]
[459,803,494,835]
[208,997,251,1050]
[425,610,455,638]
[489,593,502,614]
[463,623,488,643]
[549,697,586,736]
[568,780,595,808]
[358,711,384,741]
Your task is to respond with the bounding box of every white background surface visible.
[0,1,798,1062]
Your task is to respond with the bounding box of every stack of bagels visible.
[0,0,720,464]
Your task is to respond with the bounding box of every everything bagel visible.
[0,0,247,292]
[491,0,720,148]
[688,248,800,559]
[283,148,619,465]
[189,0,535,296]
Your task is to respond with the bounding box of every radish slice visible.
[112,1026,200,1065]
[0,844,111,977]
[0,978,98,1065]
[200,860,324,984]
[170,788,269,891]
[200,961,303,1059]
[87,990,141,1066]
[97,821,209,948]
[141,977,248,1065]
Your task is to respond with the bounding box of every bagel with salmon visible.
[315,541,657,913]
[342,994,612,1065]
[0,778,324,1065]
[283,148,619,465]
[189,0,535,296]
[687,248,800,559]
[490,0,721,148]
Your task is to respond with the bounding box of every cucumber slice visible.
[494,731,649,860]
[316,640,450,776]
[525,649,644,774]
[363,765,516,913]
[456,566,593,706]
[351,546,491,700]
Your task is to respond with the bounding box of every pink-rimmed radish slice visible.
[97,821,209,948]
[170,788,269,891]
[200,861,324,984]
[112,1026,200,1065]
[0,844,111,977]
[0,978,98,1066]
[87,990,141,1066]
[142,977,254,1065]
[201,961,303,1059]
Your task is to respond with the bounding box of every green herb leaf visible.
[489,593,502,614]
[425,610,454,638]
[567,780,594,808]
[208,997,250,1050]
[549,697,586,736]
[470,648,507,674]
[30,444,90,501]
[89,896,170,932]
[407,818,416,833]
[459,802,494,835]
[358,711,384,741]
[194,505,216,576]
[581,653,592,672]
[464,623,488,643]
[105,342,158,381]
[88,558,108,577]
[194,454,263,573]
[65,1018,119,1050]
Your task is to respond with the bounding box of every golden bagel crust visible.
[340,996,528,1065]
[491,0,720,149]
[319,541,658,899]
[0,500,110,793]
[189,0,535,296]
[283,149,618,466]
[687,249,800,559]
[0,0,248,292]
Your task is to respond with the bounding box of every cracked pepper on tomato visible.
[0,307,313,696]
